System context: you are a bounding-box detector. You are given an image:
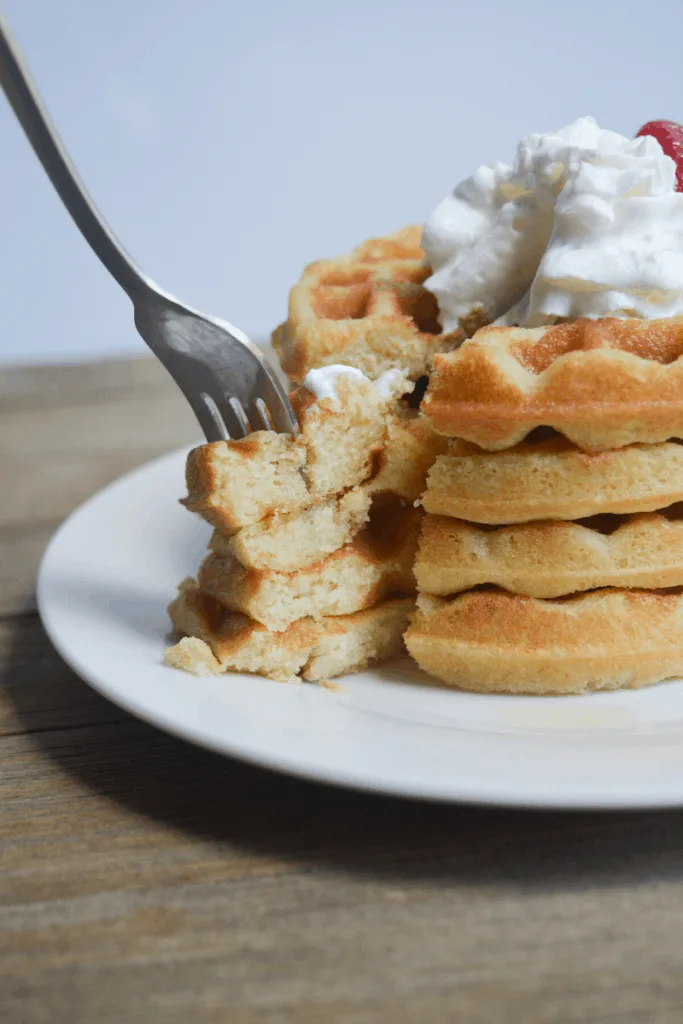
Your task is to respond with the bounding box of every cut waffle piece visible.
[273,226,463,383]
[405,589,683,695]
[183,369,403,532]
[415,508,683,598]
[423,317,683,452]
[213,488,371,573]
[364,413,448,502]
[423,438,683,524]
[165,579,413,682]
[184,432,307,534]
[206,415,444,574]
[198,503,421,631]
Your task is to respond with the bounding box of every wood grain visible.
[0,521,56,615]
[2,359,683,1024]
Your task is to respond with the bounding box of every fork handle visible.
[0,17,153,301]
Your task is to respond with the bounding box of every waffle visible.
[415,509,683,598]
[423,317,683,452]
[364,413,448,502]
[184,432,307,534]
[213,488,371,573]
[207,410,444,574]
[272,227,463,383]
[183,370,403,532]
[405,589,683,695]
[165,579,414,682]
[423,437,683,524]
[198,503,421,631]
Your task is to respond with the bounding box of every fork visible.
[0,18,298,442]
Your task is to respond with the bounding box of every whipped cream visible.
[302,365,406,408]
[303,365,367,405]
[422,116,683,331]
[373,368,407,399]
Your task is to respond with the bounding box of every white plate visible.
[37,446,683,810]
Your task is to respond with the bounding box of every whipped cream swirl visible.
[422,116,683,331]
[303,365,406,407]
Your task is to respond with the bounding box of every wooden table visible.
[3,358,683,1024]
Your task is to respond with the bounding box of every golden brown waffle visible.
[415,509,683,598]
[272,227,463,383]
[198,504,421,631]
[184,432,307,534]
[207,409,445,574]
[405,589,683,695]
[165,579,413,682]
[423,437,683,524]
[364,413,448,502]
[183,370,402,532]
[423,317,683,452]
[213,488,371,573]
[168,368,448,684]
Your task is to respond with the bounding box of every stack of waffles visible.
[165,371,447,681]
[405,318,683,694]
[272,227,467,384]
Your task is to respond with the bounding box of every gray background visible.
[1,0,681,365]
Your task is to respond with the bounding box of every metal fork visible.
[0,18,298,441]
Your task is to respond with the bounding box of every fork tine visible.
[250,397,272,432]
[197,392,229,440]
[254,369,299,435]
[227,396,250,438]
[194,392,249,442]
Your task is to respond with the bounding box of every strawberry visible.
[636,120,683,191]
